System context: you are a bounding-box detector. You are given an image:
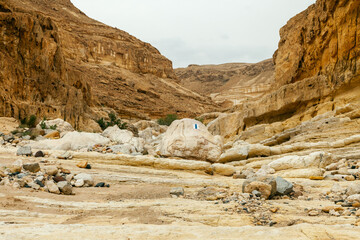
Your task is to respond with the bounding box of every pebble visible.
[35,179,44,187]
[46,181,60,194]
[23,163,40,173]
[329,209,340,216]
[75,179,84,187]
[44,166,58,176]
[57,181,73,195]
[34,151,45,158]
[95,182,105,187]
[345,175,355,181]
[76,160,88,169]
[170,187,185,197]
[16,146,32,156]
[308,209,320,216]
[53,176,66,183]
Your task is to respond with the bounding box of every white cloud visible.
[71,0,316,68]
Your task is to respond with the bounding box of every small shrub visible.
[40,118,47,129]
[49,124,57,130]
[96,118,107,130]
[27,115,37,128]
[157,114,178,126]
[96,113,128,131]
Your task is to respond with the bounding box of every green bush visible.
[40,118,47,129]
[27,115,37,128]
[19,115,37,128]
[49,124,57,130]
[157,114,178,126]
[96,113,128,131]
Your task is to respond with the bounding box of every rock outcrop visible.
[208,0,360,140]
[0,0,218,130]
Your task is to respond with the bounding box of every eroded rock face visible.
[208,0,360,139]
[159,119,223,162]
[0,0,219,129]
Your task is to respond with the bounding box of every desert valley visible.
[0,0,360,239]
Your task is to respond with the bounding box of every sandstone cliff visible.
[209,0,360,140]
[0,0,218,130]
[175,59,274,107]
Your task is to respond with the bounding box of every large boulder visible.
[242,176,277,199]
[102,125,133,144]
[159,119,223,162]
[36,118,74,133]
[28,132,110,151]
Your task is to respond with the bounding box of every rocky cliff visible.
[0,0,218,130]
[209,0,360,140]
[175,59,274,108]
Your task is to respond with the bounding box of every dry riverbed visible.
[1,149,360,239]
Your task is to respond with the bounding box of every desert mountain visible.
[0,0,218,130]
[208,0,360,139]
[175,59,275,107]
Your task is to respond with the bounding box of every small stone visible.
[16,146,32,156]
[3,134,14,142]
[345,175,355,181]
[35,179,44,187]
[275,176,293,195]
[57,152,72,160]
[57,181,72,195]
[85,164,91,169]
[74,173,94,186]
[60,169,71,174]
[322,206,344,213]
[28,182,40,190]
[23,163,40,173]
[308,209,320,216]
[34,151,45,158]
[270,208,279,213]
[10,160,23,173]
[106,184,110,188]
[65,174,74,182]
[44,166,58,176]
[0,170,6,178]
[12,182,21,189]
[329,209,340,216]
[17,173,26,179]
[170,187,185,197]
[75,179,84,187]
[77,160,88,168]
[36,176,44,182]
[252,190,262,197]
[46,181,60,194]
[53,176,66,183]
[95,182,105,187]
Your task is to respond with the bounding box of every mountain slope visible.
[0,0,218,130]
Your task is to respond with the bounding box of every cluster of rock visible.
[0,159,104,195]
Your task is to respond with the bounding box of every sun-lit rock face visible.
[0,0,218,130]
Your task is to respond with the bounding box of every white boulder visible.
[28,132,110,151]
[159,119,223,162]
[102,125,133,144]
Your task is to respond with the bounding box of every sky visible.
[71,0,316,68]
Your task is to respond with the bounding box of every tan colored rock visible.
[276,168,324,179]
[160,119,223,162]
[44,131,60,139]
[76,160,88,169]
[211,164,235,176]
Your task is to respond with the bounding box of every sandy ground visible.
[1,149,360,239]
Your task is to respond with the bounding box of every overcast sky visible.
[71,0,316,68]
